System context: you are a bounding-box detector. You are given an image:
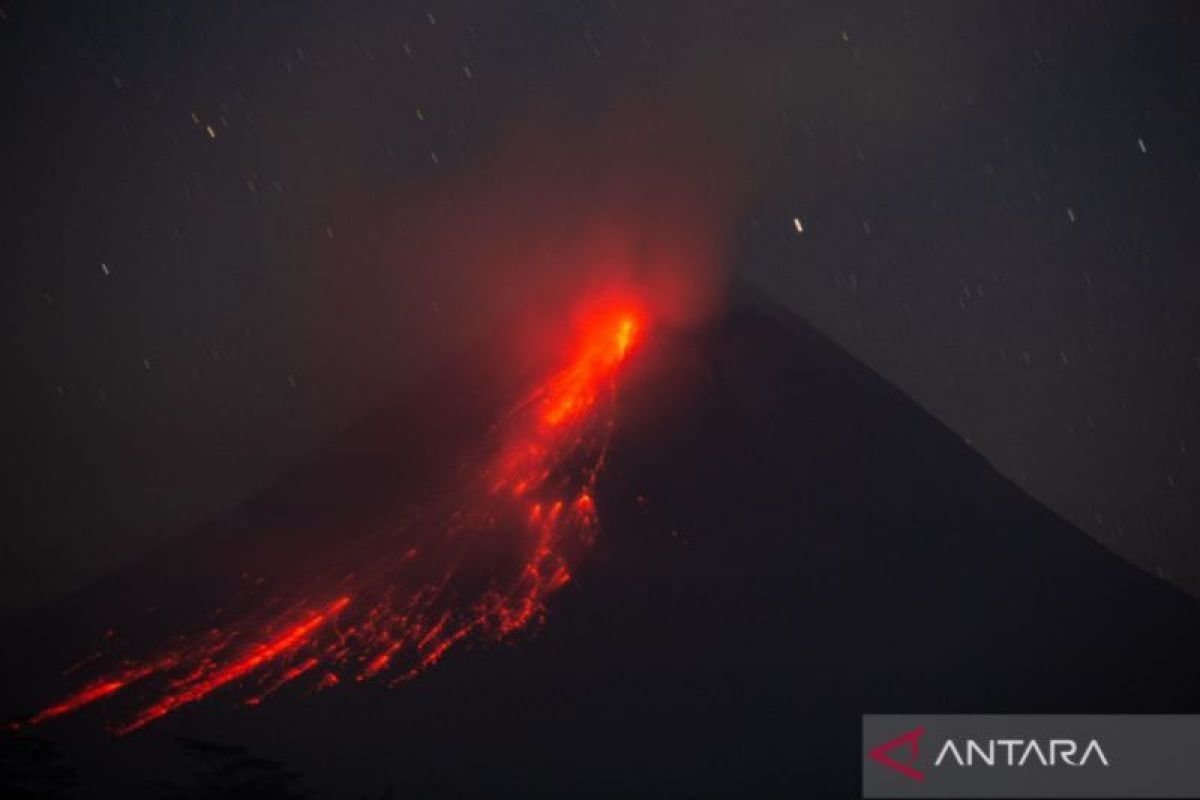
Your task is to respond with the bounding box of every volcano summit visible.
[4,293,1200,797]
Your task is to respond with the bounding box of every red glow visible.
[20,308,642,733]
[113,596,351,734]
[541,312,639,427]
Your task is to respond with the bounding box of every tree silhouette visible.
[0,730,80,799]
[155,737,308,800]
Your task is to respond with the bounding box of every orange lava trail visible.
[20,308,642,734]
[113,596,351,735]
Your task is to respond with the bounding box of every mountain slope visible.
[4,299,1199,797]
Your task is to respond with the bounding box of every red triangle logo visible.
[868,725,926,781]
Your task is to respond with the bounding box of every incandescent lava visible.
[17,308,643,735]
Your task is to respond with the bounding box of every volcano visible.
[4,291,1200,797]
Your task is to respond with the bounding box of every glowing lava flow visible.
[19,310,641,734]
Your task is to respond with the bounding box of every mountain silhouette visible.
[4,291,1200,797]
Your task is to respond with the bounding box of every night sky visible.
[3,0,1199,618]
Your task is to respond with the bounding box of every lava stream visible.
[19,309,642,734]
